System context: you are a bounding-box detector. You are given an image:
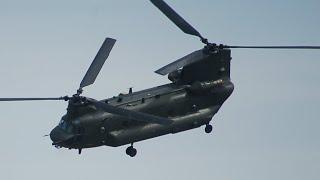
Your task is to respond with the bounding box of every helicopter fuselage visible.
[50,48,234,150]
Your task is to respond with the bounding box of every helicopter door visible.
[99,119,109,145]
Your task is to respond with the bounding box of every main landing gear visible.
[205,124,213,133]
[126,143,137,157]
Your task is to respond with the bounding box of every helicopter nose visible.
[50,126,74,145]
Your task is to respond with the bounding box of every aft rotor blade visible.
[0,97,68,101]
[225,45,320,49]
[80,38,116,89]
[155,49,209,75]
[94,101,173,125]
[150,0,204,40]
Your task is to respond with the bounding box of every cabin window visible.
[218,67,226,75]
[192,104,198,111]
[100,127,106,134]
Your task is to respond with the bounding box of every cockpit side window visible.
[59,119,74,133]
[59,120,67,130]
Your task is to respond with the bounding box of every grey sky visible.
[0,0,319,180]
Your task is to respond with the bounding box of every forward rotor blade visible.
[0,97,68,101]
[80,38,116,89]
[94,100,173,125]
[224,45,320,49]
[150,0,204,40]
[155,49,209,75]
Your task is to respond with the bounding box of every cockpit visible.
[58,119,74,133]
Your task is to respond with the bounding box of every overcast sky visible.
[0,0,319,180]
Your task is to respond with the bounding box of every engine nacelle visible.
[168,69,182,83]
[187,79,224,94]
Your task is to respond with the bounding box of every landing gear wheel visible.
[126,146,137,157]
[205,124,213,133]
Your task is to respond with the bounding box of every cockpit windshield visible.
[58,119,74,133]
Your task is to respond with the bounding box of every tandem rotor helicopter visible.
[1,0,320,157]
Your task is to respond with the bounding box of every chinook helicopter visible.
[1,0,320,157]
